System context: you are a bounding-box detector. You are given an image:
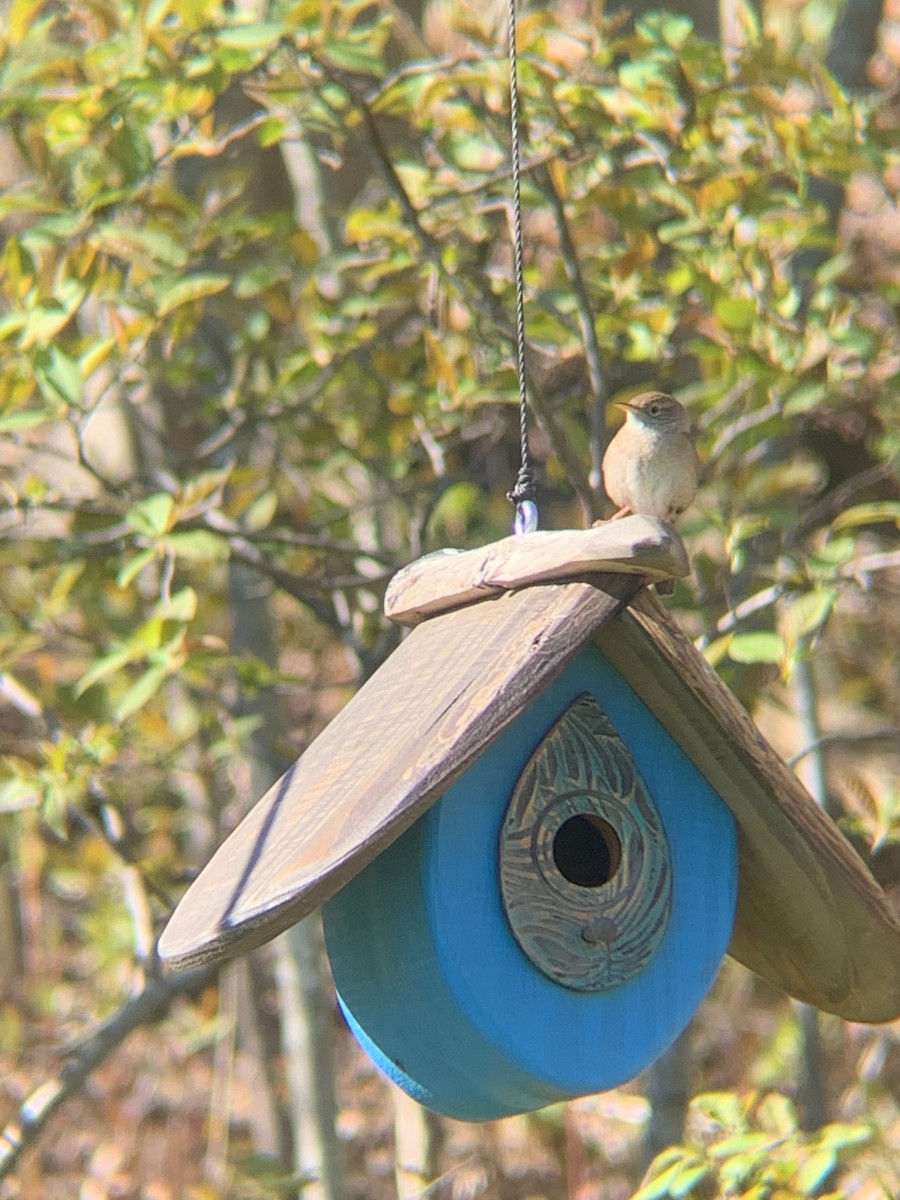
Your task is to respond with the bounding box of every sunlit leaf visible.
[165,530,229,562]
[714,295,757,332]
[831,502,900,532]
[177,468,232,513]
[816,1122,872,1151]
[727,632,785,665]
[76,645,137,696]
[242,491,278,532]
[22,302,78,347]
[631,1159,686,1200]
[7,0,46,44]
[156,273,230,317]
[118,548,157,588]
[79,338,117,377]
[215,22,284,50]
[0,776,38,813]
[33,345,83,407]
[0,409,50,433]
[126,494,175,538]
[156,586,197,622]
[781,588,837,648]
[701,634,732,667]
[794,1149,837,1194]
[114,662,169,721]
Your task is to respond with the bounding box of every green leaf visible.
[637,12,694,48]
[118,547,156,588]
[115,662,169,721]
[701,634,733,667]
[631,1157,687,1199]
[816,1122,872,1151]
[33,345,84,407]
[93,222,189,268]
[127,493,175,538]
[156,273,230,317]
[782,589,837,646]
[831,502,900,532]
[242,490,278,532]
[708,1132,773,1159]
[619,56,674,94]
[0,776,39,813]
[782,381,828,415]
[156,586,197,622]
[75,644,136,696]
[795,1149,836,1194]
[714,296,757,332]
[41,779,69,839]
[22,302,77,347]
[256,116,287,148]
[178,466,232,511]
[670,1161,711,1196]
[323,38,386,74]
[0,409,51,433]
[727,632,785,664]
[164,530,229,562]
[215,22,284,50]
[0,312,28,342]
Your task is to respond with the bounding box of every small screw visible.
[581,916,618,945]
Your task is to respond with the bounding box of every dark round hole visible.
[552,814,621,888]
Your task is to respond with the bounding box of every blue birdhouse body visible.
[159,521,900,1122]
[324,642,738,1120]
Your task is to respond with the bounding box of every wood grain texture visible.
[594,592,900,1023]
[384,518,689,626]
[500,694,672,991]
[159,575,643,971]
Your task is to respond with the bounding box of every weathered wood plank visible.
[384,518,689,626]
[594,592,900,1023]
[159,575,643,971]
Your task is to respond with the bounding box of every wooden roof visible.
[596,594,900,1022]
[159,518,900,1022]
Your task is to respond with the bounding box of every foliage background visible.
[0,0,898,1196]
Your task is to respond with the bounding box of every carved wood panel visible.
[500,694,672,991]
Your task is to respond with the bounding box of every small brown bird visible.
[601,392,698,522]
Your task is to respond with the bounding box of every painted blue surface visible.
[323,642,738,1121]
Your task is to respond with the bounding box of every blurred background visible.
[0,0,897,1195]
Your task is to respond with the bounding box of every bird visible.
[601,392,699,522]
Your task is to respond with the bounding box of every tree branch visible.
[536,163,608,512]
[0,962,218,1181]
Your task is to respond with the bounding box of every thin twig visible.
[536,162,607,511]
[793,460,897,537]
[788,727,900,767]
[319,59,605,513]
[714,583,784,634]
[525,390,596,527]
[791,646,830,1131]
[0,962,218,1181]
[226,544,345,635]
[365,54,493,106]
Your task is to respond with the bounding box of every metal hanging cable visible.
[505,0,538,534]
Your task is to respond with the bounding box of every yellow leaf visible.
[156,273,230,318]
[8,0,44,44]
[79,338,116,378]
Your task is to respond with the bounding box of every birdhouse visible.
[159,517,900,1122]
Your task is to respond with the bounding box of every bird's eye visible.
[648,403,661,417]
